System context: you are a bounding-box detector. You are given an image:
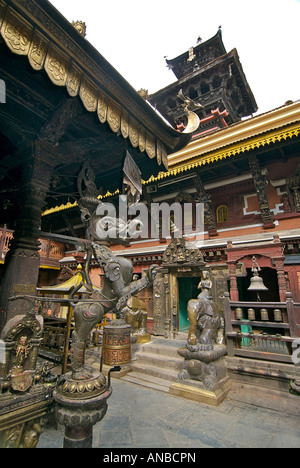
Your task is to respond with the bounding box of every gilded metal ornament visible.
[107,98,121,133]
[79,78,98,112]
[66,62,82,97]
[44,45,68,87]
[146,131,156,159]
[97,91,108,123]
[1,7,32,55]
[129,117,139,148]
[28,29,48,71]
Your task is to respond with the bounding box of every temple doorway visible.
[178,277,201,332]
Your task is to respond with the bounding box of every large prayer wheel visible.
[102,324,131,366]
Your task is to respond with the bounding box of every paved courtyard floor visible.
[38,376,300,449]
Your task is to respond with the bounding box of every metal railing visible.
[223,292,300,364]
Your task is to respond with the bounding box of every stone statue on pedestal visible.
[170,271,231,406]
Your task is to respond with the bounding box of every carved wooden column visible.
[0,141,57,330]
[272,235,287,302]
[193,174,217,236]
[248,154,274,228]
[227,261,239,301]
[152,270,167,336]
[0,97,79,332]
[274,257,287,302]
[287,162,300,212]
[226,241,239,301]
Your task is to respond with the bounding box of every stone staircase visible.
[122,334,187,393]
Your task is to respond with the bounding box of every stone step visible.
[120,336,187,394]
[133,350,183,371]
[130,361,179,382]
[137,339,187,359]
[122,371,172,393]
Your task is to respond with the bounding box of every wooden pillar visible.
[248,154,274,229]
[0,141,57,331]
[193,174,218,237]
[274,257,287,302]
[227,261,239,301]
[226,241,239,301]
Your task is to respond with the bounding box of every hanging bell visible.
[235,308,243,320]
[274,309,282,322]
[248,308,255,321]
[248,269,268,292]
[260,309,269,321]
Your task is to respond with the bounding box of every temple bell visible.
[248,257,268,301]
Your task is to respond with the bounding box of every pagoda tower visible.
[148,30,258,136]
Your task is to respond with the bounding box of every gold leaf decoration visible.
[162,146,168,170]
[66,62,81,97]
[79,77,97,112]
[129,117,139,148]
[139,126,146,153]
[1,7,32,55]
[28,29,48,71]
[146,131,156,159]
[121,110,129,139]
[156,140,162,166]
[107,98,121,133]
[97,91,108,123]
[44,45,68,86]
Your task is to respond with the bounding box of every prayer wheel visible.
[235,308,243,320]
[260,309,269,321]
[248,308,255,321]
[102,324,131,366]
[274,309,283,322]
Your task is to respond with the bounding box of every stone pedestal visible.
[54,369,112,448]
[170,377,232,406]
[172,345,231,406]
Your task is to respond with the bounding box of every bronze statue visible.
[176,270,229,396]
[68,162,158,381]
[190,297,223,351]
[187,270,223,348]
[71,243,157,380]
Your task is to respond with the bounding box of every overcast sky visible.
[50,0,299,115]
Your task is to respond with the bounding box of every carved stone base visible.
[54,370,112,448]
[169,377,232,406]
[290,380,300,396]
[174,344,231,405]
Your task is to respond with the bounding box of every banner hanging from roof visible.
[123,150,142,205]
